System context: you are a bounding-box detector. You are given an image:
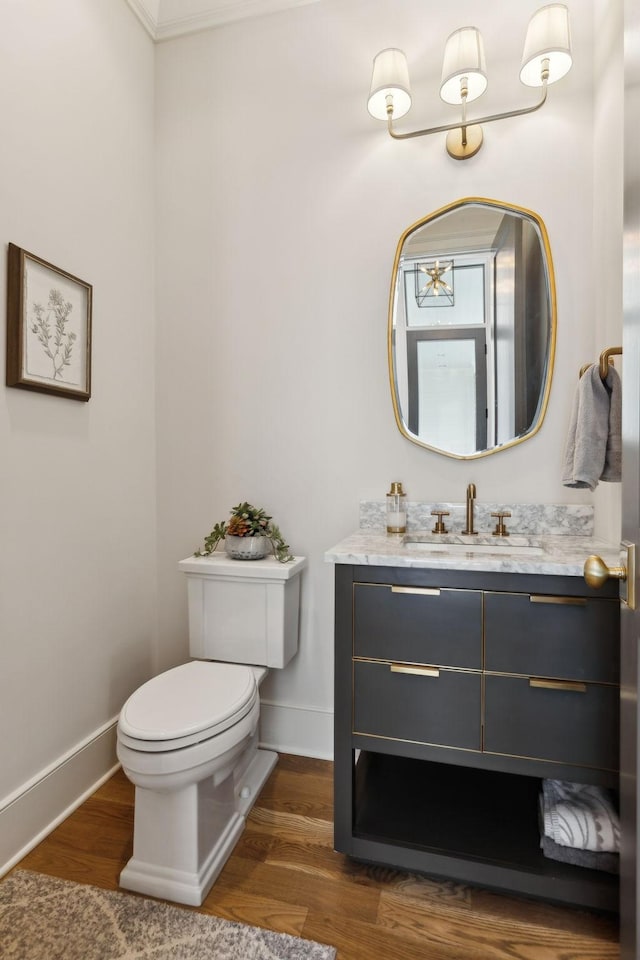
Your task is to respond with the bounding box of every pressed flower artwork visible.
[29,286,78,381]
[6,244,92,400]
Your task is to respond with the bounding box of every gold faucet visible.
[462,483,477,535]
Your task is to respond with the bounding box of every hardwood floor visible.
[14,755,619,959]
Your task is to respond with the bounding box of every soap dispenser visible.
[386,482,407,534]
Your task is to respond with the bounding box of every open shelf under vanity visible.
[352,751,618,912]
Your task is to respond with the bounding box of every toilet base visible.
[120,747,278,906]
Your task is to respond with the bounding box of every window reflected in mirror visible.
[389,199,556,459]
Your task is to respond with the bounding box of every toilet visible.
[116,551,306,906]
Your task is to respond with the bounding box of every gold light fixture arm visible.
[385,82,548,144]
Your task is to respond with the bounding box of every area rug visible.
[0,870,336,960]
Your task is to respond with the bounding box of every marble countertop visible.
[324,530,621,577]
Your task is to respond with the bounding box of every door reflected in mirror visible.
[389,199,556,459]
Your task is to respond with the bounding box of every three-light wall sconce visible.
[367,3,572,160]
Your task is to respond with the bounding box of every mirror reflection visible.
[389,199,556,459]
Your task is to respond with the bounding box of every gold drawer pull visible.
[529,678,587,693]
[529,595,587,606]
[390,663,440,678]
[391,586,441,596]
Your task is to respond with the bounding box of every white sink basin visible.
[402,536,544,557]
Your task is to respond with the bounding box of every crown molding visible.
[125,0,319,42]
[125,0,160,39]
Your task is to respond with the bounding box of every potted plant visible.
[194,502,293,563]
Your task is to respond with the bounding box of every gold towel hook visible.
[578,346,622,380]
[599,345,622,380]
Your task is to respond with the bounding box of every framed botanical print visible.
[6,243,92,400]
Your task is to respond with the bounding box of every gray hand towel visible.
[601,365,622,482]
[540,835,619,873]
[562,363,621,489]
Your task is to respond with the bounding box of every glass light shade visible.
[367,48,412,121]
[520,3,572,86]
[440,27,487,105]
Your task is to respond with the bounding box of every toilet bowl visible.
[117,661,276,905]
[117,552,306,906]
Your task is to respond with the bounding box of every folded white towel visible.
[562,363,622,490]
[542,779,620,852]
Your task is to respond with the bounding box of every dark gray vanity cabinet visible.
[334,564,620,912]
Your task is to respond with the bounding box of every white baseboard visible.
[259,700,333,761]
[0,718,120,877]
[0,703,332,878]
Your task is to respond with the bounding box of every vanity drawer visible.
[353,659,481,750]
[484,675,619,771]
[354,583,482,669]
[484,592,619,683]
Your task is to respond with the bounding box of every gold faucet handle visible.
[431,509,450,534]
[491,511,511,537]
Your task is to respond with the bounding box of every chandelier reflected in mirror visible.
[415,260,454,307]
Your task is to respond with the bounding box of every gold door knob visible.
[583,554,627,589]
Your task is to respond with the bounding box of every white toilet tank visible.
[178,553,306,668]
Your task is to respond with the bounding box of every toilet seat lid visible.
[118,661,257,751]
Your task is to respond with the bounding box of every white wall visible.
[0,0,157,869]
[154,0,610,757]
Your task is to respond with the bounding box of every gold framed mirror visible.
[388,198,556,459]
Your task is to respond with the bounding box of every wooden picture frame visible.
[6,243,92,401]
